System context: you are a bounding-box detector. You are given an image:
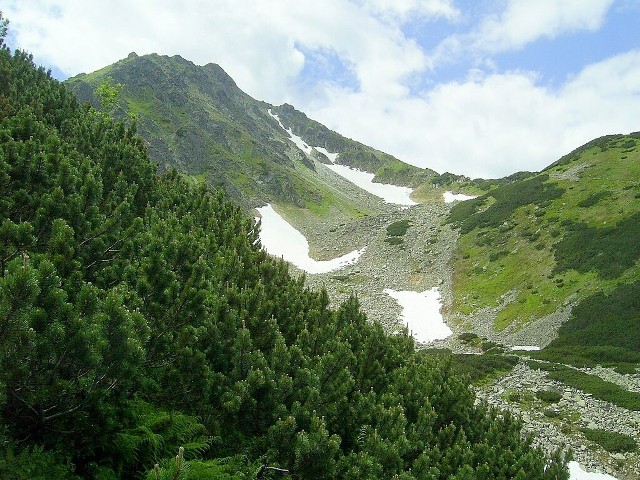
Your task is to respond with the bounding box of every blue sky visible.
[3,0,640,178]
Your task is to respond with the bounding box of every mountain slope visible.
[446,133,640,359]
[60,49,640,476]
[65,53,435,213]
[272,102,436,186]
[66,52,639,362]
[0,38,570,479]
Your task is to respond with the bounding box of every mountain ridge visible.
[65,53,437,212]
[66,52,640,359]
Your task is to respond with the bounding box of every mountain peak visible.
[65,53,436,209]
[203,62,237,88]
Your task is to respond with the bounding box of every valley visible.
[253,115,640,479]
[3,6,639,476]
[62,52,640,479]
[258,182,640,479]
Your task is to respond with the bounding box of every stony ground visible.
[477,362,640,480]
[276,166,639,478]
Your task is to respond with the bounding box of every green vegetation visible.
[544,134,632,169]
[386,219,412,237]
[447,175,564,234]
[421,350,518,385]
[430,170,535,194]
[144,449,259,480]
[534,279,640,366]
[96,81,124,113]
[507,391,523,403]
[0,28,568,479]
[458,332,479,344]
[384,219,412,247]
[577,190,613,208]
[480,341,504,353]
[446,131,640,341]
[580,429,638,453]
[535,390,562,403]
[527,363,640,411]
[455,353,518,384]
[552,214,640,279]
[431,171,468,186]
[0,15,7,46]
[546,369,640,410]
[373,158,435,187]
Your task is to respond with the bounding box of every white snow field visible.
[256,204,365,274]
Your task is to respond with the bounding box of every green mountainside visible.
[66,48,639,377]
[0,29,568,480]
[65,51,640,373]
[447,134,640,364]
[65,53,435,212]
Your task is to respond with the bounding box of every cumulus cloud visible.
[4,0,429,103]
[4,0,638,178]
[474,0,615,53]
[426,0,615,71]
[309,49,640,178]
[360,0,460,23]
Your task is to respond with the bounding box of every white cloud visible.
[559,49,640,136]
[4,1,638,179]
[426,0,615,70]
[360,0,460,23]
[309,49,640,178]
[310,73,558,178]
[3,0,429,104]
[475,0,615,53]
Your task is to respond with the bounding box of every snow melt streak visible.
[443,191,478,203]
[268,109,415,206]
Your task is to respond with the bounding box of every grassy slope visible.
[448,134,640,335]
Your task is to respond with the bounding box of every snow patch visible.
[315,146,338,163]
[383,288,452,342]
[256,204,365,274]
[443,191,478,203]
[326,164,416,205]
[510,345,541,351]
[569,461,618,480]
[268,109,312,155]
